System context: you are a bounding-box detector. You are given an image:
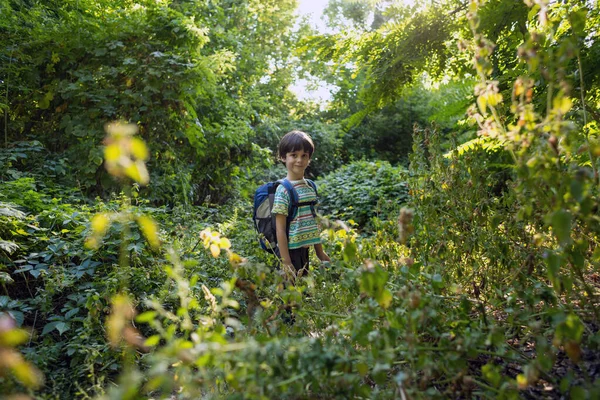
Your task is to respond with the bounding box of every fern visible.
[0,202,26,219]
[0,239,19,254]
[444,136,505,158]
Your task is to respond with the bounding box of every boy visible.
[272,130,330,280]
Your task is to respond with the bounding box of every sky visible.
[296,0,331,32]
[289,0,416,103]
[289,0,334,103]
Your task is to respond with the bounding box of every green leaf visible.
[55,322,69,335]
[528,5,541,22]
[377,289,393,309]
[432,273,443,289]
[565,314,584,342]
[569,9,588,37]
[0,240,19,254]
[38,91,54,110]
[482,363,502,387]
[593,247,600,262]
[13,265,32,274]
[545,251,561,281]
[136,311,157,323]
[550,210,572,247]
[356,362,369,376]
[42,321,59,335]
[342,241,357,263]
[570,386,587,400]
[8,310,25,327]
[0,272,14,284]
[144,335,161,347]
[570,180,584,203]
[65,308,79,320]
[559,375,572,393]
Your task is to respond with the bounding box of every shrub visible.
[317,160,409,228]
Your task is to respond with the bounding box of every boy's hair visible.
[278,130,314,159]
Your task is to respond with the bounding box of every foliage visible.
[406,0,600,396]
[253,116,346,179]
[339,82,432,164]
[0,0,303,205]
[317,160,409,229]
[299,1,476,165]
[0,314,44,394]
[1,0,600,399]
[304,0,459,119]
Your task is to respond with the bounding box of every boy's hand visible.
[282,262,296,284]
[314,244,330,263]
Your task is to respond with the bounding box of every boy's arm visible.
[275,214,295,278]
[314,243,330,263]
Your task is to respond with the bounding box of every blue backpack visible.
[253,178,318,255]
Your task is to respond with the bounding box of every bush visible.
[253,117,346,179]
[317,160,409,228]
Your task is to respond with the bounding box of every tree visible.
[0,0,305,204]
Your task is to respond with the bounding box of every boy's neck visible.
[286,172,304,181]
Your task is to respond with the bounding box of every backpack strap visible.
[305,179,318,196]
[277,179,297,239]
[278,179,319,239]
[299,179,318,218]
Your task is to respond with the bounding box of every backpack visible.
[253,178,318,255]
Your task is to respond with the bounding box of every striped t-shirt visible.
[272,179,321,250]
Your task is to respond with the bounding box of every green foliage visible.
[253,117,346,178]
[0,314,44,393]
[340,82,432,164]
[0,177,49,214]
[426,78,477,131]
[405,1,600,396]
[305,1,459,118]
[0,0,303,204]
[317,160,409,228]
[1,0,600,399]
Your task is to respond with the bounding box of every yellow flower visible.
[219,237,231,249]
[229,252,243,266]
[91,214,110,236]
[210,244,220,258]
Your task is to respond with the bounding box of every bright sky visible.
[296,0,331,31]
[290,0,417,103]
[290,0,333,103]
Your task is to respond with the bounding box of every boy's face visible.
[281,150,311,179]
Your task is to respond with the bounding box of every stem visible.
[577,51,598,183]
[472,379,501,394]
[5,42,14,148]
[578,52,588,126]
[28,310,38,346]
[74,380,94,400]
[490,105,507,137]
[546,80,553,119]
[275,372,307,387]
[118,188,133,290]
[302,309,350,319]
[546,46,554,118]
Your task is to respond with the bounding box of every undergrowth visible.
[1,1,599,399]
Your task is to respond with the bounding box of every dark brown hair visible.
[277,130,315,159]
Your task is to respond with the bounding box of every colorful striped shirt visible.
[272,179,321,250]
